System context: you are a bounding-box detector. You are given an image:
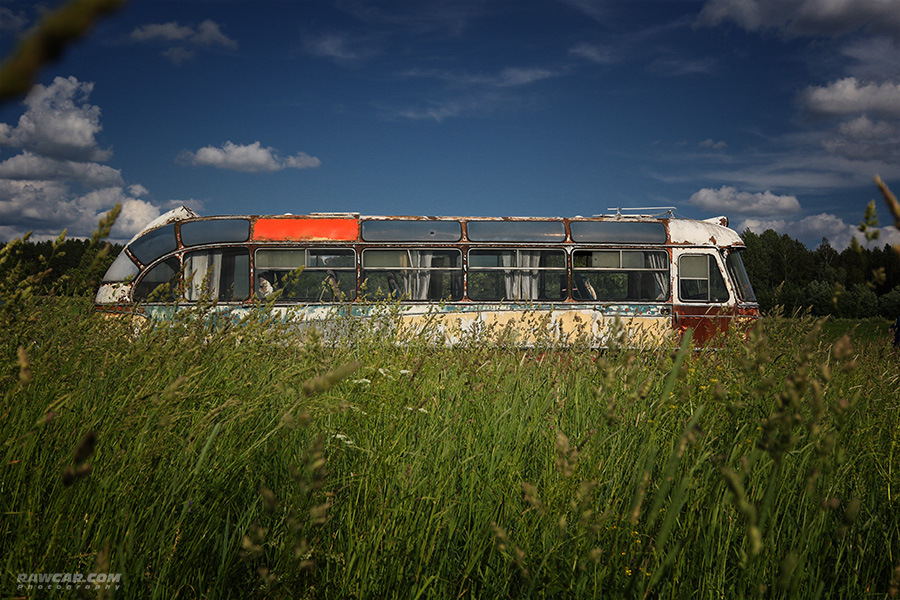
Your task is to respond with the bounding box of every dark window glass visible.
[361,249,462,301]
[572,250,669,301]
[180,219,250,247]
[679,254,729,303]
[102,251,139,283]
[570,221,667,244]
[129,224,177,265]
[361,220,462,242]
[184,248,250,302]
[726,251,757,302]
[466,220,566,242]
[256,248,357,302]
[133,257,180,302]
[467,249,566,301]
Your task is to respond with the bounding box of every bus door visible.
[672,250,734,344]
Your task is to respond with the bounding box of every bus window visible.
[362,249,462,301]
[129,224,177,266]
[679,254,729,303]
[133,257,180,302]
[256,248,357,302]
[572,250,669,302]
[467,249,566,301]
[726,251,756,302]
[184,248,250,302]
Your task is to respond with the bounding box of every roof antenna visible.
[606,206,676,218]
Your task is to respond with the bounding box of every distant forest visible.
[741,229,900,319]
[2,231,899,319]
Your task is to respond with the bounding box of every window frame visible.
[254,247,358,302]
[677,253,730,304]
[466,247,567,302]
[360,248,463,301]
[183,247,251,303]
[571,249,670,302]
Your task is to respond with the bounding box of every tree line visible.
[0,237,122,297]
[740,229,900,319]
[2,231,900,319]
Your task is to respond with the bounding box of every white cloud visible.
[0,152,123,187]
[0,76,111,162]
[112,198,163,239]
[193,20,238,48]
[0,180,155,241]
[0,76,165,241]
[131,19,237,48]
[821,115,900,160]
[689,185,801,215]
[130,21,195,42]
[801,77,900,118]
[698,0,900,39]
[180,141,322,173]
[130,19,237,64]
[699,138,728,150]
[738,212,900,250]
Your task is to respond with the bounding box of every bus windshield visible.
[726,251,756,302]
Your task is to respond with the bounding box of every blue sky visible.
[1,0,899,248]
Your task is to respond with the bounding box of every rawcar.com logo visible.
[16,572,122,591]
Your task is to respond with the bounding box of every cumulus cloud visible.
[801,78,900,118]
[697,0,900,39]
[799,78,900,162]
[130,19,237,64]
[0,76,111,162]
[0,77,165,241]
[821,115,900,160]
[689,185,801,216]
[180,141,322,173]
[0,179,159,242]
[738,212,900,250]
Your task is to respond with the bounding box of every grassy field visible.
[2,291,899,599]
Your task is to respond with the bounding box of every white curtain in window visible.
[502,252,516,300]
[520,251,541,300]
[647,252,668,300]
[185,251,223,301]
[410,251,433,300]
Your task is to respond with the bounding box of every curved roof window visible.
[101,251,140,283]
[181,219,250,247]
[129,224,177,265]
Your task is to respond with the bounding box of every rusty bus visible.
[95,207,759,346]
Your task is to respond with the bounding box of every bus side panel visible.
[673,304,759,344]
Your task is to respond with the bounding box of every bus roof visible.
[125,206,745,253]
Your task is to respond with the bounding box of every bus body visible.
[95,207,759,346]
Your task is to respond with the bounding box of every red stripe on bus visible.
[252,218,359,241]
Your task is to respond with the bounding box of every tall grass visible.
[2,251,899,598]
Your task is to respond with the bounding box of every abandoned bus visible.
[95,207,759,346]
